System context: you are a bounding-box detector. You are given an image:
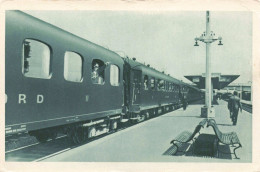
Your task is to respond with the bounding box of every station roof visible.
[184,73,240,90]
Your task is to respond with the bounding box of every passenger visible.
[91,63,102,84]
[228,91,242,125]
[157,81,161,90]
[91,62,110,84]
[182,94,187,110]
[144,79,148,90]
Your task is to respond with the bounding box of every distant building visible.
[184,73,240,90]
[223,83,252,101]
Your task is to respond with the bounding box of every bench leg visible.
[183,140,194,155]
[172,141,193,155]
[172,141,180,155]
[216,142,219,158]
[217,143,241,159]
[230,136,236,147]
[233,144,242,159]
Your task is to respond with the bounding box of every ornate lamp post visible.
[194,11,223,118]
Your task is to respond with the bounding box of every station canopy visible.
[184,73,239,90]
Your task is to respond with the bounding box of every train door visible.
[131,69,142,105]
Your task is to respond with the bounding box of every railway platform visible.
[39,99,252,162]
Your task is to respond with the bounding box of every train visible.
[5,11,204,144]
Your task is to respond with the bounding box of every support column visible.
[196,11,220,118]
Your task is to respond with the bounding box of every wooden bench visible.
[207,119,242,159]
[170,119,207,155]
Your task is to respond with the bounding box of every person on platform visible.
[182,94,187,110]
[228,91,242,125]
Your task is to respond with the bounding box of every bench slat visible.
[175,131,192,142]
[207,119,241,145]
[231,133,240,144]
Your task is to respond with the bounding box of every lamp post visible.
[194,11,223,118]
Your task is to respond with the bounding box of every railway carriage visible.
[186,85,205,102]
[6,11,124,143]
[180,82,205,103]
[123,58,184,121]
[5,10,204,144]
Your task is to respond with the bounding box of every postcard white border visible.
[0,0,260,171]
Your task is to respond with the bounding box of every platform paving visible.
[43,100,252,162]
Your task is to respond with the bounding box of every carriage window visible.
[166,81,169,91]
[110,64,119,86]
[144,75,148,90]
[158,79,165,91]
[161,80,165,91]
[150,77,155,90]
[64,51,83,82]
[157,79,160,90]
[92,59,107,85]
[169,83,172,92]
[22,39,51,79]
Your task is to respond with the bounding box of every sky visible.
[24,10,252,84]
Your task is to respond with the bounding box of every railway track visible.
[241,102,252,113]
[5,125,128,162]
[6,135,68,161]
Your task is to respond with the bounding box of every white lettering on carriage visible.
[37,95,44,103]
[18,94,26,104]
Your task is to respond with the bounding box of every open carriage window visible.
[157,79,165,91]
[64,51,83,82]
[173,85,177,92]
[22,39,51,79]
[157,79,160,91]
[150,77,155,90]
[169,83,172,92]
[91,59,106,85]
[144,75,149,90]
[165,81,169,91]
